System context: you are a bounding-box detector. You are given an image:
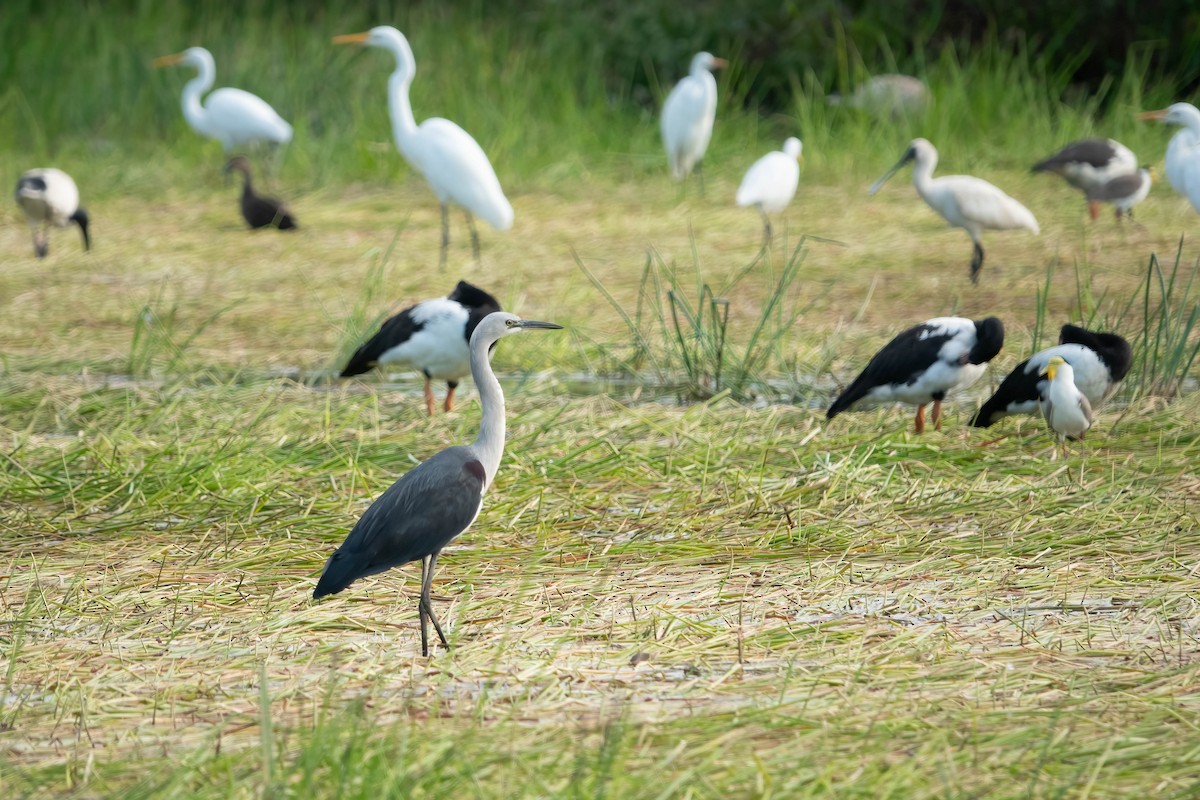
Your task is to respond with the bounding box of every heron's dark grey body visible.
[313,446,485,598]
[971,324,1131,428]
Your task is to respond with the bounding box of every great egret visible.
[736,137,802,245]
[14,168,90,258]
[827,74,931,119]
[827,316,1005,433]
[1031,138,1138,219]
[971,324,1131,428]
[152,47,293,151]
[341,280,502,415]
[315,312,562,656]
[1138,103,1200,213]
[1039,356,1093,457]
[870,138,1040,283]
[661,51,728,191]
[333,26,513,268]
[222,156,297,230]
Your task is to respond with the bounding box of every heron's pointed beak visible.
[1137,109,1168,121]
[333,32,371,45]
[151,53,185,68]
[515,320,564,331]
[868,152,913,196]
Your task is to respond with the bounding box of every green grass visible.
[4,4,1200,798]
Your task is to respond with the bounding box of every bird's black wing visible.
[448,281,501,313]
[1087,173,1144,201]
[313,446,486,598]
[827,324,951,417]
[340,307,422,377]
[970,356,1039,427]
[1032,139,1115,172]
[242,193,296,230]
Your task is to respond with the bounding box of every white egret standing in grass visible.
[661,51,728,192]
[869,138,1040,284]
[152,47,293,151]
[333,26,514,268]
[14,168,90,258]
[315,312,562,656]
[1031,138,1138,220]
[1039,356,1092,458]
[1138,103,1200,213]
[826,316,1005,434]
[736,137,802,246]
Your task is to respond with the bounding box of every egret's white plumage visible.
[1039,356,1093,456]
[1139,103,1200,213]
[661,52,727,185]
[736,137,802,243]
[153,47,292,151]
[14,168,90,259]
[334,26,513,266]
[869,138,1040,283]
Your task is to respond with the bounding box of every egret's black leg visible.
[465,211,480,264]
[419,552,449,655]
[969,241,985,284]
[761,213,772,249]
[439,203,450,270]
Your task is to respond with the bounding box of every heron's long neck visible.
[387,69,419,161]
[182,64,214,136]
[470,344,506,491]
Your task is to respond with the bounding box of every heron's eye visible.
[506,319,516,327]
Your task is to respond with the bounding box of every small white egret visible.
[869,138,1040,284]
[334,27,513,268]
[1039,356,1093,458]
[14,168,90,258]
[222,156,297,230]
[315,312,562,656]
[661,51,728,191]
[1138,103,1200,213]
[736,137,802,245]
[341,281,502,416]
[827,316,1005,433]
[972,324,1131,429]
[1031,138,1138,219]
[153,47,293,151]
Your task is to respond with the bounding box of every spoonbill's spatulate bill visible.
[869,138,1040,284]
[316,312,562,656]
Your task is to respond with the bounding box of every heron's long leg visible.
[444,382,458,413]
[423,376,435,416]
[420,552,449,654]
[932,399,943,431]
[696,161,706,197]
[969,241,985,284]
[914,404,926,434]
[418,555,431,656]
[761,212,772,250]
[1088,201,1100,221]
[464,211,480,264]
[439,203,450,270]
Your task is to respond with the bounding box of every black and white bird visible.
[14,169,91,259]
[869,139,1039,283]
[1039,356,1093,456]
[315,311,563,655]
[1086,167,1152,222]
[223,156,297,229]
[1031,138,1138,220]
[970,324,1132,428]
[827,316,1005,433]
[341,281,502,415]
